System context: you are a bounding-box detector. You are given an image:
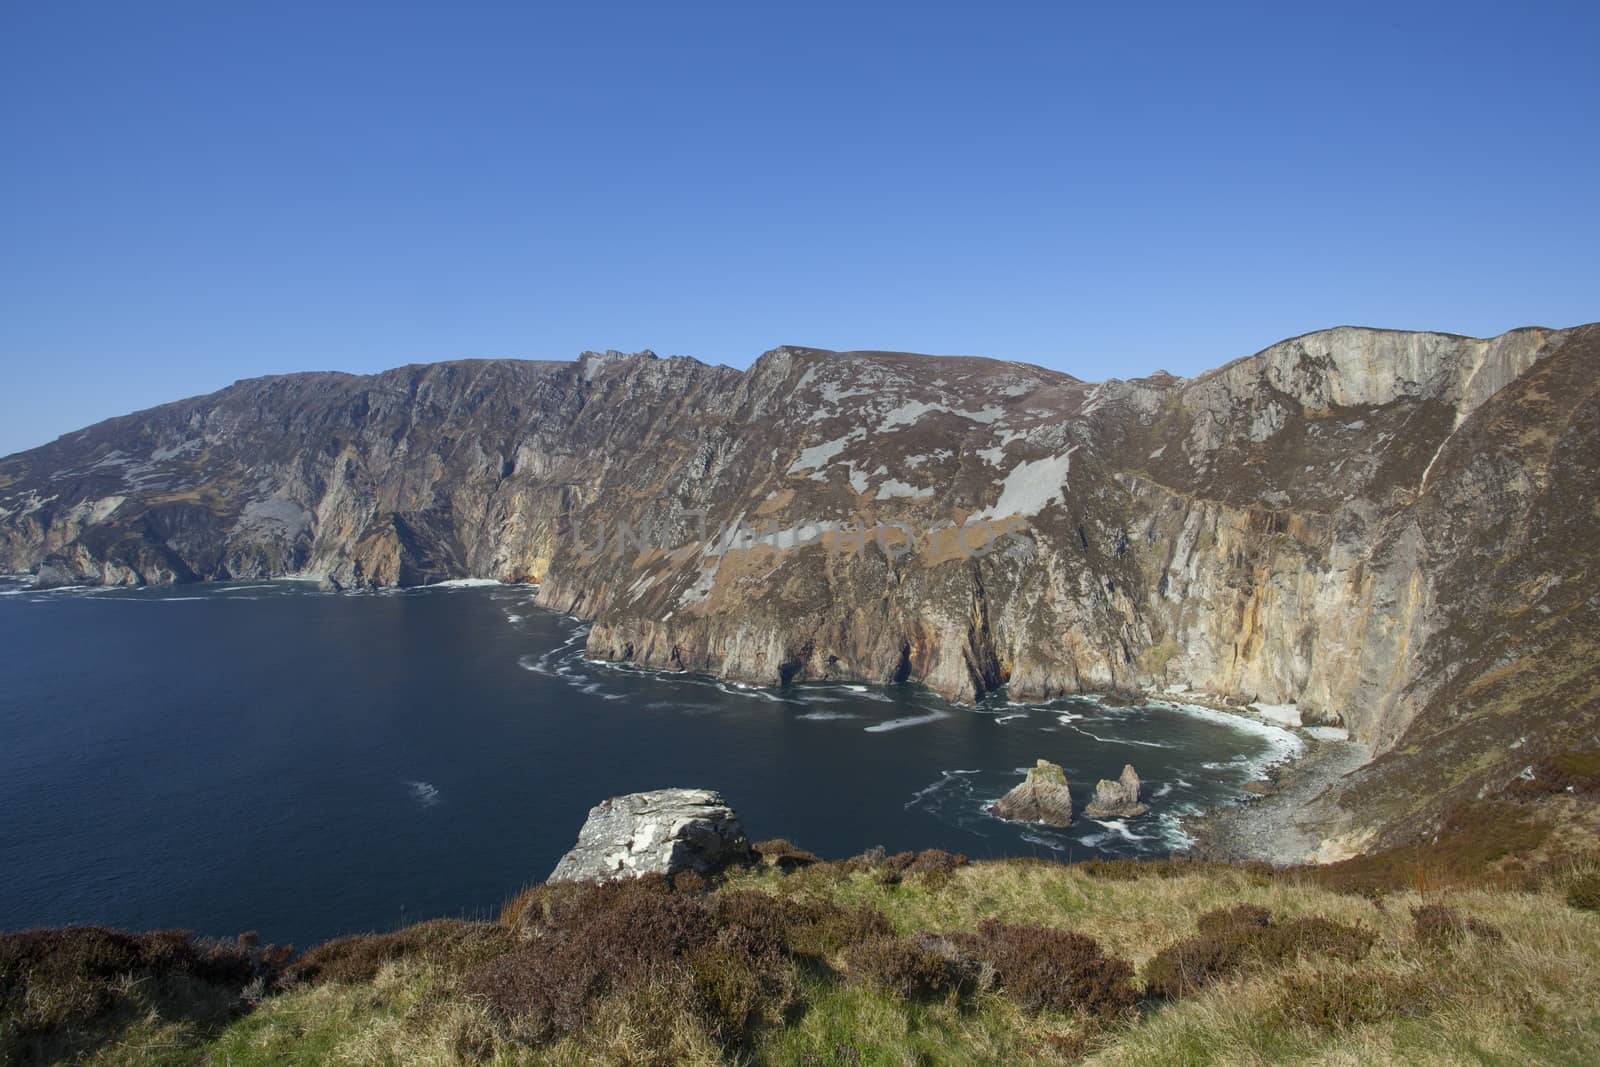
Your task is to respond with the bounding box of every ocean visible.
[0,577,1296,947]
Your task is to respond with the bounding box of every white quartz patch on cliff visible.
[974,447,1078,520]
[787,431,863,474]
[875,479,934,500]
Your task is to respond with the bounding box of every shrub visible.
[0,926,286,1064]
[1196,903,1272,936]
[1505,748,1600,799]
[286,918,513,985]
[467,882,720,1043]
[714,889,892,961]
[906,849,968,888]
[468,879,806,1051]
[1301,802,1552,896]
[1274,970,1440,1030]
[843,936,965,1001]
[753,838,822,870]
[948,920,1137,1018]
[672,869,710,895]
[688,926,797,1043]
[1142,909,1375,1000]
[1567,871,1600,912]
[1410,903,1464,948]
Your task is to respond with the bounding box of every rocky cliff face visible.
[3,326,1596,847]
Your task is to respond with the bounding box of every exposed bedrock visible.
[991,759,1075,827]
[547,788,752,884]
[4,326,1597,847]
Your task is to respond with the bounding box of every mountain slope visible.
[3,325,1595,853]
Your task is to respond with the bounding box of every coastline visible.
[1183,732,1371,865]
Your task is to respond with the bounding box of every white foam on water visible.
[1304,725,1351,741]
[1149,699,1304,776]
[505,613,523,623]
[1062,723,1172,749]
[904,769,979,808]
[1153,782,1173,798]
[713,682,786,703]
[1087,818,1151,843]
[406,781,440,806]
[218,584,275,593]
[426,578,504,588]
[994,713,1028,724]
[797,710,860,721]
[1156,811,1197,850]
[864,711,947,733]
[1019,832,1068,852]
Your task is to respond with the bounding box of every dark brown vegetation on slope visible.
[1141,905,1375,1000]
[1506,748,1600,800]
[476,875,800,1047]
[480,863,1132,1053]
[1291,799,1554,897]
[286,918,514,985]
[10,821,1600,1065]
[0,927,289,1066]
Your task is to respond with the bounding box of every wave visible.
[904,769,981,809]
[425,578,505,589]
[1061,722,1173,749]
[1147,699,1305,777]
[864,711,947,733]
[405,780,441,806]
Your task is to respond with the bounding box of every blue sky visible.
[2,1,1596,456]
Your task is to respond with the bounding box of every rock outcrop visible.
[3,324,1598,852]
[991,759,1075,827]
[1084,764,1148,820]
[547,788,752,883]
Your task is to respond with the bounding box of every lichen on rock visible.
[547,788,752,884]
[1084,764,1148,820]
[992,759,1075,827]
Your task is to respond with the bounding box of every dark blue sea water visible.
[0,577,1297,947]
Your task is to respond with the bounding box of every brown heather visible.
[1141,906,1375,1000]
[11,827,1600,1065]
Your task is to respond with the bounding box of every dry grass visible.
[17,844,1600,1066]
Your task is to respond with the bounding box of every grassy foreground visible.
[5,831,1600,1067]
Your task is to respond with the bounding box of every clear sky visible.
[2,2,1596,456]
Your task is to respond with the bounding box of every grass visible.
[7,843,1600,1066]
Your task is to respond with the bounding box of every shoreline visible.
[1183,732,1371,865]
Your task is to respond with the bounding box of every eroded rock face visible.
[1084,764,1148,820]
[547,788,751,884]
[992,759,1074,827]
[3,325,1598,850]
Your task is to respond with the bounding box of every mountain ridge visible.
[3,321,1596,856]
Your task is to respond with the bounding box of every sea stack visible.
[992,759,1075,827]
[1084,764,1149,819]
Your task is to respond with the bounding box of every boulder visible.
[1084,764,1149,819]
[548,788,751,883]
[991,759,1074,827]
